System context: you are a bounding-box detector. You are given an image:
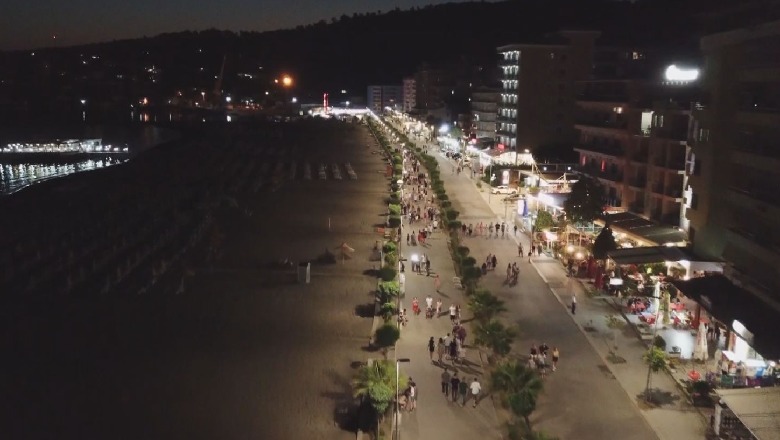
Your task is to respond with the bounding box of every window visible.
[697,128,710,142]
[693,159,702,176]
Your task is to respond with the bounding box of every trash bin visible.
[297,262,311,284]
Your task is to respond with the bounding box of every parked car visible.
[451,152,462,160]
[491,185,518,195]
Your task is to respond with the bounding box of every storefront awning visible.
[671,275,780,360]
[715,388,780,440]
[596,212,687,246]
[607,246,688,265]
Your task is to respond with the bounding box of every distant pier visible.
[0,138,130,163]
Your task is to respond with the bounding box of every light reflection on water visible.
[0,158,127,195]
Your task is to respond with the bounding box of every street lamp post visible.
[394,357,411,440]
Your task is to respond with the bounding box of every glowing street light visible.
[281,75,293,88]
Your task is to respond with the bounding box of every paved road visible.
[429,147,659,440]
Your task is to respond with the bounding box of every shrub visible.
[388,204,401,216]
[437,193,449,202]
[456,246,470,257]
[448,220,462,230]
[440,200,451,209]
[384,251,398,268]
[388,216,401,228]
[445,209,459,221]
[462,266,482,281]
[378,280,400,302]
[374,324,401,350]
[382,242,397,254]
[462,256,477,267]
[380,301,396,322]
[653,335,667,351]
[378,266,397,282]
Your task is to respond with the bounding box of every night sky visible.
[1,0,469,51]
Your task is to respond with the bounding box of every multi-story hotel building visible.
[686,20,780,302]
[470,87,499,140]
[496,31,599,151]
[573,47,699,227]
[402,78,416,113]
[367,85,403,113]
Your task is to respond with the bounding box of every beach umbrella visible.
[336,242,355,262]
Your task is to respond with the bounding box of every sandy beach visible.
[0,118,389,439]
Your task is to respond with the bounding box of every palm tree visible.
[352,360,407,422]
[467,289,507,324]
[474,320,516,361]
[491,361,543,429]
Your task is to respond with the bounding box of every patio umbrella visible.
[662,290,671,325]
[652,282,661,315]
[693,321,709,361]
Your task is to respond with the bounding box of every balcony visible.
[575,118,628,130]
[573,143,624,158]
[629,178,646,189]
[629,202,645,213]
[650,126,687,142]
[496,115,515,124]
[577,165,623,183]
[496,128,515,137]
[651,184,664,195]
[631,151,648,163]
[728,185,780,209]
[736,109,780,127]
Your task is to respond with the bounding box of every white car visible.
[491,185,518,195]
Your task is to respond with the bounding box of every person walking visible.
[435,298,442,316]
[449,304,457,323]
[441,368,451,395]
[437,337,446,363]
[449,339,458,364]
[458,378,468,406]
[552,347,560,371]
[425,295,433,313]
[491,254,497,270]
[518,243,524,257]
[470,378,482,408]
[434,274,441,293]
[408,381,417,412]
[450,372,461,403]
[571,294,577,315]
[514,224,518,236]
[506,263,512,282]
[428,337,436,361]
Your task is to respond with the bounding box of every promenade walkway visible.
[393,147,503,440]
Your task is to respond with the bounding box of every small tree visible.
[468,289,508,324]
[592,224,617,261]
[474,320,516,361]
[374,324,400,358]
[563,176,605,225]
[643,346,667,374]
[491,361,544,430]
[534,210,555,232]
